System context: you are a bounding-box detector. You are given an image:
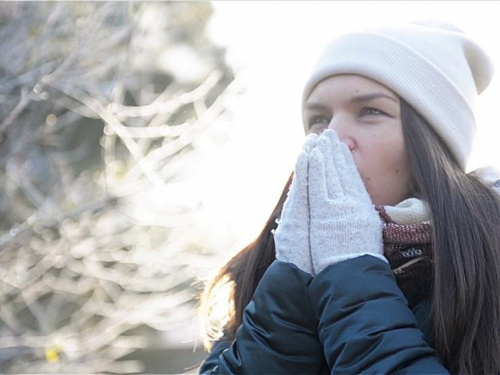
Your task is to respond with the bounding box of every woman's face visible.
[303,74,411,206]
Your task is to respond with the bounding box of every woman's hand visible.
[308,129,386,275]
[274,133,317,274]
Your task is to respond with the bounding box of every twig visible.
[0,88,30,135]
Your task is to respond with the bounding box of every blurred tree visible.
[0,2,235,373]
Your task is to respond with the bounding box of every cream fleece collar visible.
[384,198,430,225]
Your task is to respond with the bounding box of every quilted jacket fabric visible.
[199,255,449,374]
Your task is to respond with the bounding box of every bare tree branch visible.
[0,2,235,373]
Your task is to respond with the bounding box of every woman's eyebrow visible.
[305,93,398,111]
[350,93,398,103]
[304,102,330,111]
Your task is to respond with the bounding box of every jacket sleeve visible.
[308,255,449,374]
[199,261,325,374]
[198,339,231,374]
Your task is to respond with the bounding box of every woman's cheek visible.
[357,167,373,192]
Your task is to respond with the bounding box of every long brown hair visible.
[200,99,500,373]
[402,98,500,373]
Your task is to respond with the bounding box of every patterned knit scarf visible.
[374,168,500,306]
[375,204,433,307]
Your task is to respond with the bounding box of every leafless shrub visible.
[0,2,235,373]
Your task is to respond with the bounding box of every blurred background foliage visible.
[0,2,237,373]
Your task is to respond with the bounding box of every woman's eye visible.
[308,115,329,127]
[360,107,385,116]
[307,116,330,133]
[310,115,329,124]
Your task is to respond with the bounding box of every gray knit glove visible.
[274,133,317,274]
[308,130,386,275]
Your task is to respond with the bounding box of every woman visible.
[199,21,500,374]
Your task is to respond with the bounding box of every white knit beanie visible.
[302,21,495,170]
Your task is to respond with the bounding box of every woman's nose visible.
[327,116,356,151]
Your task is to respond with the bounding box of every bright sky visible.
[194,1,500,251]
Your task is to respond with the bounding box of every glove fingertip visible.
[303,133,318,152]
[323,129,340,145]
[297,149,308,165]
[309,146,324,169]
[338,142,368,193]
[316,134,330,154]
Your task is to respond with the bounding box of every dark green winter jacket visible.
[199,255,449,374]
